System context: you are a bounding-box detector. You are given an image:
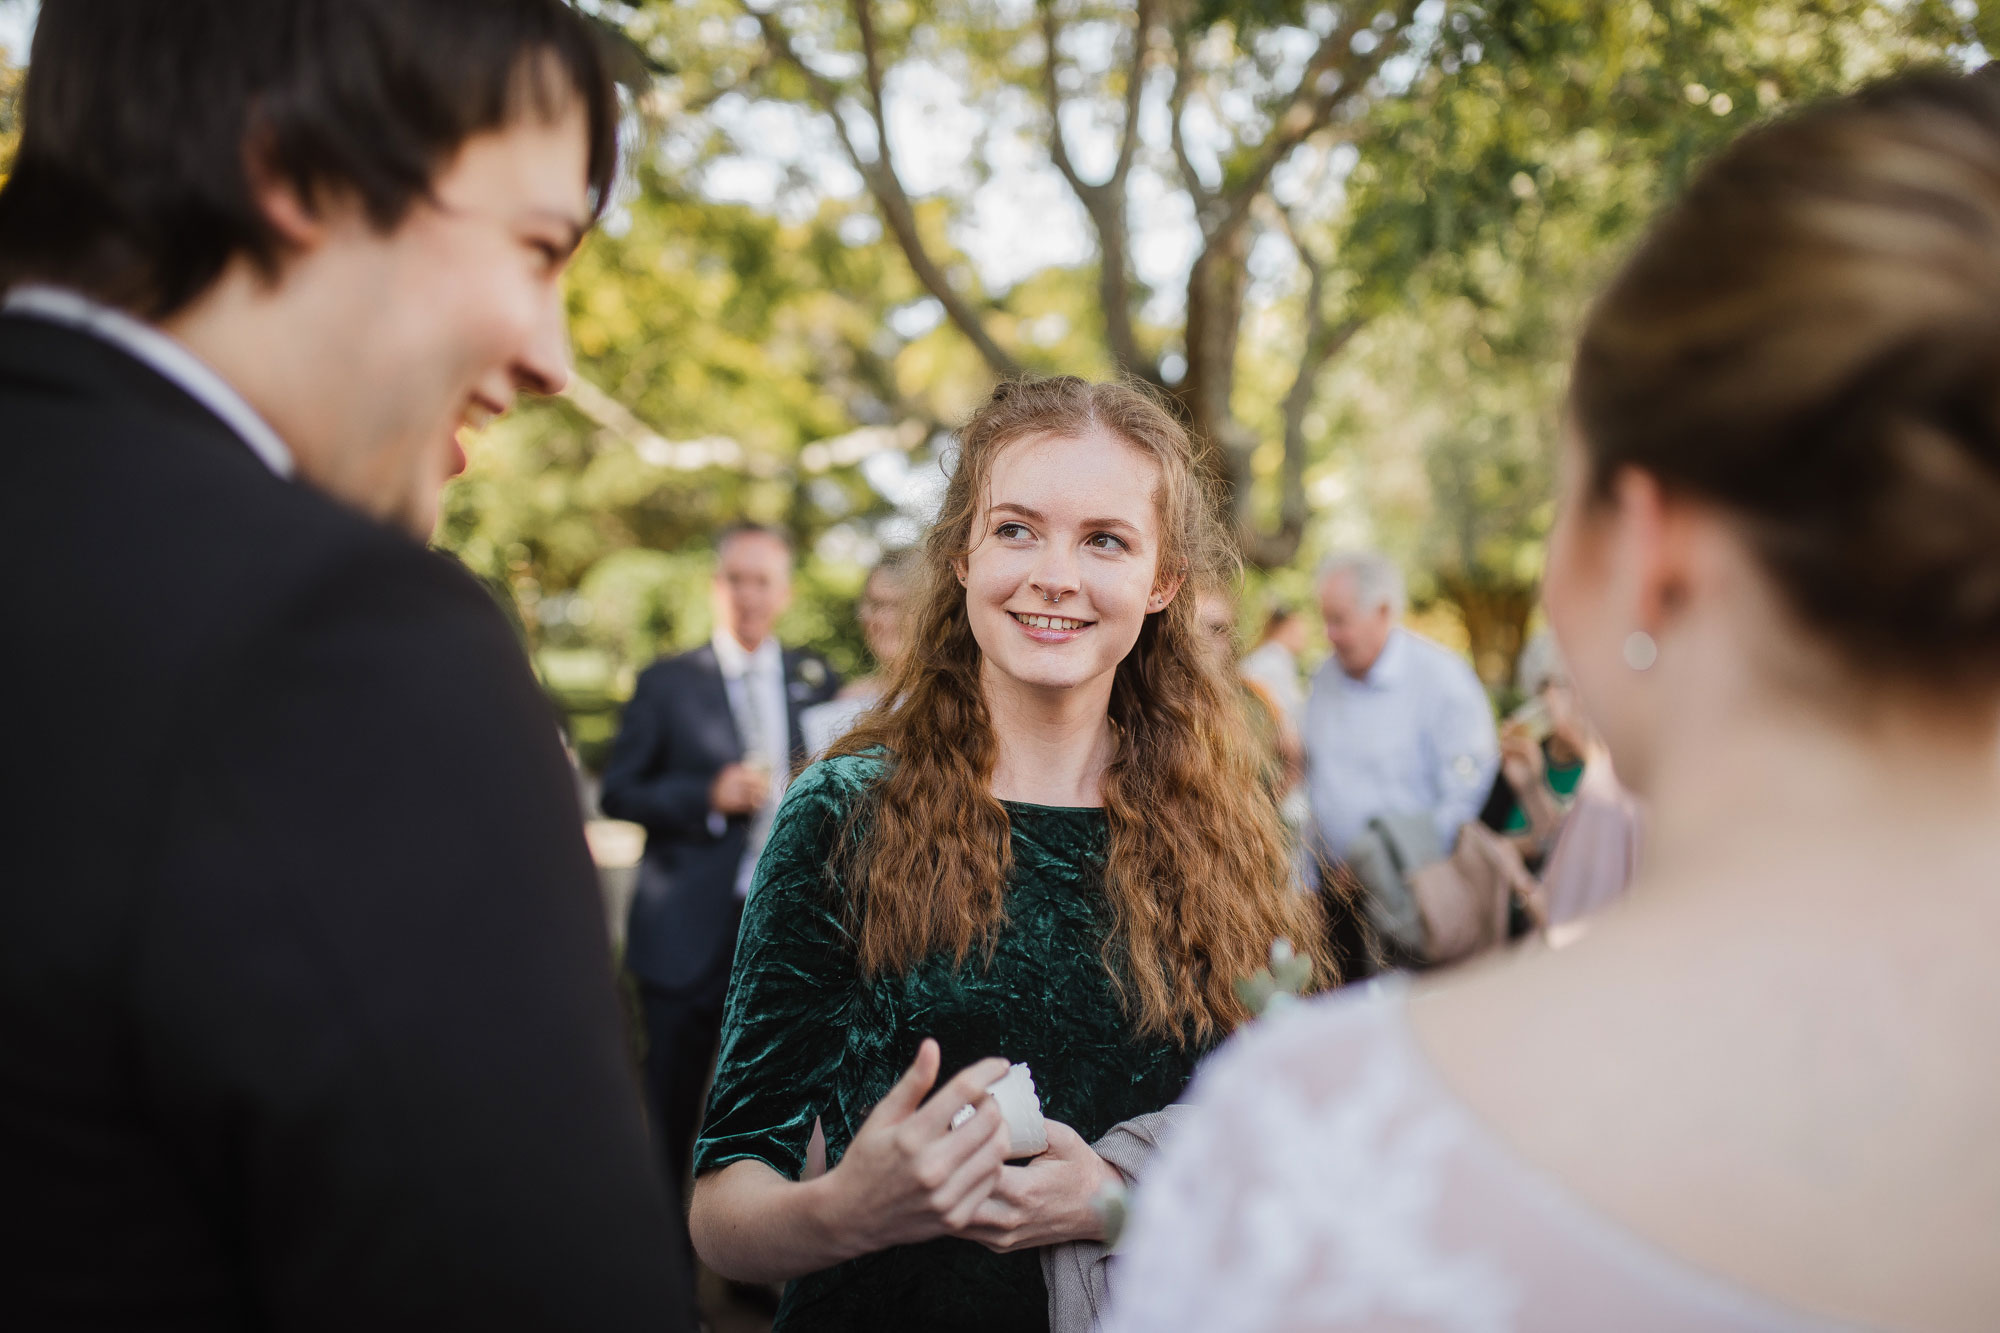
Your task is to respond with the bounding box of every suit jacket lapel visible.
[780,649,807,763]
[692,645,746,763]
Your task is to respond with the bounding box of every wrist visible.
[798,1165,868,1267]
[1076,1153,1122,1242]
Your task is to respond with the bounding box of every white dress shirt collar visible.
[1351,626,1411,690]
[2,284,296,479]
[711,629,782,681]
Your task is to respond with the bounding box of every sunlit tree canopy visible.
[4,0,1995,747]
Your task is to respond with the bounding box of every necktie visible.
[735,659,770,767]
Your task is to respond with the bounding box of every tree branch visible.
[1037,0,1156,377]
[851,0,889,125]
[742,0,1021,377]
[1112,0,1153,183]
[1166,24,1215,214]
[1209,0,1423,244]
[1248,200,1366,566]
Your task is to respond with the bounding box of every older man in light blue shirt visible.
[1304,551,1499,863]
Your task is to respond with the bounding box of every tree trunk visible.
[1434,570,1539,693]
[1177,224,1259,545]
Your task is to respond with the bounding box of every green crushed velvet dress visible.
[694,753,1207,1332]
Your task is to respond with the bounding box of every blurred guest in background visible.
[801,549,915,758]
[1109,70,2000,1330]
[688,377,1328,1332]
[1488,632,1644,927]
[1304,552,1499,976]
[1239,603,1309,726]
[1304,551,1499,863]
[1194,583,1301,803]
[1484,631,1592,866]
[1536,739,1643,930]
[599,522,838,1279]
[0,1,692,1326]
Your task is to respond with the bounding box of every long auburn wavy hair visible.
[827,376,1331,1045]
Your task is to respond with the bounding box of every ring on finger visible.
[949,1102,978,1131]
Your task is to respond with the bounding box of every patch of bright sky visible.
[700,93,863,224]
[0,0,36,64]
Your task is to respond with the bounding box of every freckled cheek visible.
[966,550,1032,606]
[1081,567,1152,625]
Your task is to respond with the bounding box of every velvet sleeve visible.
[693,755,879,1179]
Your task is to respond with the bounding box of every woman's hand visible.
[958,1119,1124,1254]
[816,1040,1015,1257]
[1544,681,1592,767]
[1498,723,1547,795]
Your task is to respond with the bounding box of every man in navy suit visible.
[601,522,839,1247]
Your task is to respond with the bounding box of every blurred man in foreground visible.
[0,2,691,1326]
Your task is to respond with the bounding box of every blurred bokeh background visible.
[6,0,1995,770]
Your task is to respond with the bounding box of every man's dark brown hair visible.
[0,0,620,319]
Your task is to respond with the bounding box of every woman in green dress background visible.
[689,376,1329,1330]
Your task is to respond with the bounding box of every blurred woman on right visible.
[1107,71,2000,1331]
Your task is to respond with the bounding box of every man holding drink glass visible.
[600,522,838,1271]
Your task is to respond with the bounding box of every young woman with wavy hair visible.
[688,375,1328,1330]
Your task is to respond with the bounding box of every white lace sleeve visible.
[1101,983,1522,1333]
[1101,982,1845,1333]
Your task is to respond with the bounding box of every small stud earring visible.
[1622,630,1659,672]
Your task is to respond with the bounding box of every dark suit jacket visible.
[0,315,691,1329]
[600,643,838,992]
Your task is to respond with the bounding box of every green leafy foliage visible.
[437,0,1984,730]
[1279,0,1978,677]
[4,2,1988,739]
[0,58,21,182]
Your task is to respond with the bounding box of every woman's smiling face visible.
[958,428,1175,697]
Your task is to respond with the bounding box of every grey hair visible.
[1315,550,1406,616]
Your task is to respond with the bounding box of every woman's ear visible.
[1148,563,1188,614]
[953,554,969,587]
[1610,465,1696,636]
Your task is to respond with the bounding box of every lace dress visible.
[1104,980,1858,1333]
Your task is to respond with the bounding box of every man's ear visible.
[243,132,327,251]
